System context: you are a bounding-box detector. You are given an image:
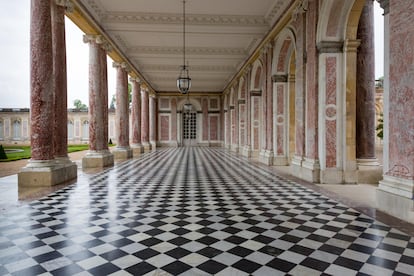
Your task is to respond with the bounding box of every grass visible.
[0,144,90,162]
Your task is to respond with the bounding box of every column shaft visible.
[141,89,150,150]
[149,95,156,148]
[356,0,376,160]
[131,79,142,145]
[30,0,54,161]
[52,1,68,159]
[115,64,130,148]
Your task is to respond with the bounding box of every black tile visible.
[266,257,296,272]
[166,247,192,259]
[12,265,46,276]
[232,259,261,274]
[33,251,63,263]
[228,246,254,257]
[252,234,274,244]
[134,248,160,260]
[367,256,398,270]
[289,245,314,256]
[300,257,330,271]
[334,256,364,271]
[319,244,345,256]
[197,247,223,258]
[259,246,283,258]
[126,261,157,275]
[67,250,96,262]
[89,263,119,276]
[348,243,376,255]
[170,228,191,236]
[140,237,163,247]
[196,236,219,245]
[280,234,302,244]
[222,226,241,234]
[51,264,83,276]
[144,228,164,236]
[197,260,227,274]
[100,249,128,261]
[81,239,105,249]
[162,260,192,275]
[225,235,247,245]
[377,242,405,254]
[169,237,191,246]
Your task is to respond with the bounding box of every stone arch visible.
[177,97,202,112]
[316,0,366,183]
[250,60,264,91]
[271,27,297,165]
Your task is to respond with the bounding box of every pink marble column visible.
[141,88,150,150]
[130,77,143,154]
[171,98,177,143]
[149,95,156,149]
[51,0,69,160]
[114,63,130,147]
[82,35,113,168]
[356,0,376,160]
[202,98,209,142]
[266,44,273,153]
[29,0,54,162]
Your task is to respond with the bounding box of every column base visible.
[320,168,344,184]
[113,146,133,160]
[150,141,157,151]
[259,150,274,166]
[273,155,289,166]
[82,150,114,169]
[291,156,321,183]
[357,158,383,184]
[142,142,152,152]
[241,146,252,158]
[231,144,239,153]
[302,158,321,183]
[18,159,77,188]
[377,175,414,222]
[131,144,144,156]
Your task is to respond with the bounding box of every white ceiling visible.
[77,0,292,92]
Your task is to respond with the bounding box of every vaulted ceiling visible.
[72,0,294,93]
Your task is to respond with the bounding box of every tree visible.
[73,99,87,110]
[109,82,132,109]
[376,112,383,140]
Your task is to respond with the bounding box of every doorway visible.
[182,111,197,146]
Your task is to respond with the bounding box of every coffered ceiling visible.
[74,0,293,93]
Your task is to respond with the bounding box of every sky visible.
[0,1,384,108]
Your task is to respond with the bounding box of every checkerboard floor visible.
[1,147,413,275]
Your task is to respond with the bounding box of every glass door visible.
[183,111,197,146]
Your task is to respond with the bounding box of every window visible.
[13,120,21,140]
[68,120,74,140]
[82,120,89,140]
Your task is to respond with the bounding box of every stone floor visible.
[0,147,413,275]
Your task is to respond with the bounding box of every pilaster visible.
[149,94,157,150]
[141,86,151,152]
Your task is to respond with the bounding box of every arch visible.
[177,97,202,112]
[272,27,296,75]
[238,77,246,100]
[12,119,21,140]
[250,60,264,91]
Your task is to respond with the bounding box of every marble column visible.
[356,0,379,168]
[141,87,151,151]
[130,77,143,155]
[82,35,114,168]
[149,94,157,150]
[112,62,132,159]
[19,0,74,187]
[242,68,252,157]
[378,0,414,222]
[273,74,289,166]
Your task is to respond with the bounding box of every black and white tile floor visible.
[1,147,413,275]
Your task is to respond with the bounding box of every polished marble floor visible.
[0,147,413,275]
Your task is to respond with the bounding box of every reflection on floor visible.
[0,147,413,275]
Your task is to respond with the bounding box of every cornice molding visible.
[138,64,235,72]
[265,0,292,25]
[103,12,268,26]
[127,46,247,56]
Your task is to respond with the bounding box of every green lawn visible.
[0,145,90,162]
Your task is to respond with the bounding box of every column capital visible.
[83,34,112,52]
[344,39,361,53]
[55,0,74,12]
[292,0,308,21]
[317,41,344,53]
[113,61,131,72]
[129,77,141,83]
[272,74,288,83]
